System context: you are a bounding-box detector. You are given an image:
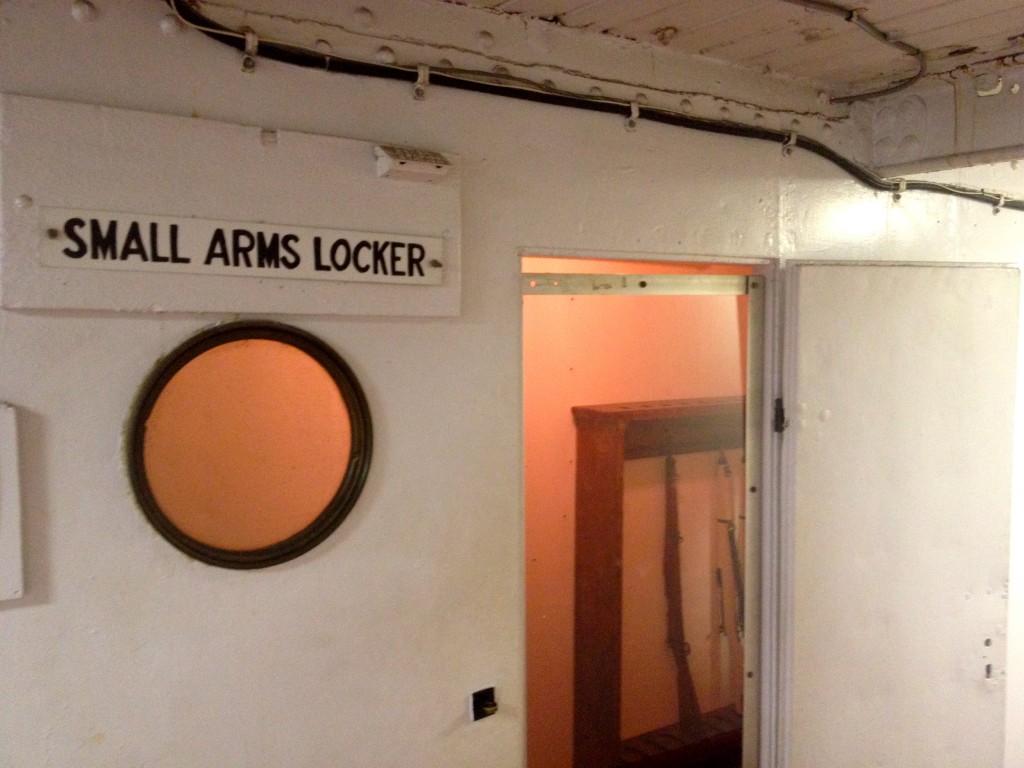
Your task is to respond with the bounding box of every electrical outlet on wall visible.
[470,687,497,722]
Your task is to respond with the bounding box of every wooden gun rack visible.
[572,396,744,768]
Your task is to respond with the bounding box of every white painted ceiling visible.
[441,0,1024,99]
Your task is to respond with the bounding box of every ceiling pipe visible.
[779,0,926,103]
[164,0,1024,213]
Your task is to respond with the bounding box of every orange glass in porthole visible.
[127,322,372,568]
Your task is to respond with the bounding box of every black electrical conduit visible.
[167,0,1024,214]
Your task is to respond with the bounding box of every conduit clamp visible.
[625,101,640,132]
[994,194,1006,214]
[977,75,1003,98]
[414,64,430,101]
[242,28,259,73]
[782,132,797,156]
[893,179,907,202]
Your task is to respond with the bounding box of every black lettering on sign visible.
[256,233,280,268]
[62,218,87,259]
[313,237,330,271]
[205,228,229,266]
[389,242,406,277]
[91,219,118,260]
[353,241,371,273]
[330,239,351,271]
[281,234,300,270]
[52,218,431,279]
[372,241,388,275]
[149,223,169,263]
[120,221,149,261]
[231,229,254,268]
[408,242,426,277]
[170,225,189,263]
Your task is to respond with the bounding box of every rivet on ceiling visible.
[159,13,184,35]
[70,0,97,23]
[354,7,375,28]
[654,26,678,46]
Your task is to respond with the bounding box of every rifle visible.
[717,452,745,641]
[664,453,704,740]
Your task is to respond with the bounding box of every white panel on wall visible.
[0,95,461,316]
[0,403,23,602]
[786,263,1018,768]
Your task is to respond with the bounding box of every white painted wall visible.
[0,3,1023,767]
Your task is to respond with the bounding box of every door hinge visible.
[773,397,788,433]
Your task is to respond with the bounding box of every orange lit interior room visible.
[522,255,753,768]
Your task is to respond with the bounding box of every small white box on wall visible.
[0,403,23,601]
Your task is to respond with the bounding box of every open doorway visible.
[522,255,763,768]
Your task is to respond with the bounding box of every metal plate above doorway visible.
[521,274,751,296]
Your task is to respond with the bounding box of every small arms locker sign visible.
[38,208,445,285]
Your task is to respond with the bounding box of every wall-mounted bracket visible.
[241,28,258,72]
[625,101,639,132]
[413,64,430,100]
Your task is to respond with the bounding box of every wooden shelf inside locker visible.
[571,396,744,768]
[619,706,742,768]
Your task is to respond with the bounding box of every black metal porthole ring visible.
[127,320,372,569]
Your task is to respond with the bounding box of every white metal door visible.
[783,263,1018,768]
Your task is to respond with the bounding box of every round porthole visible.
[127,321,372,568]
